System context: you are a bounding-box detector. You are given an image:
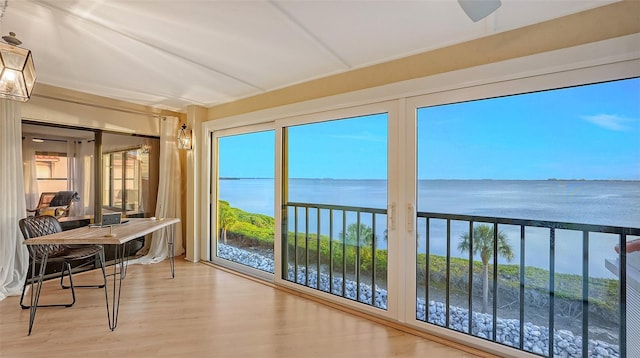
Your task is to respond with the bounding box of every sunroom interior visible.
[1,1,639,357]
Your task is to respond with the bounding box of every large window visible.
[103,149,148,212]
[413,78,639,356]
[203,48,638,357]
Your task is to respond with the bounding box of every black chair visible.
[48,191,79,217]
[19,215,106,309]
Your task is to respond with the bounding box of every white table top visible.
[23,218,180,245]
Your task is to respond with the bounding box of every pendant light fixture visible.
[0,32,36,102]
[458,0,501,22]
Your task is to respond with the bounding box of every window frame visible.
[403,66,640,348]
[102,147,147,213]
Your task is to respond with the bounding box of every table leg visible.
[28,253,48,336]
[167,225,175,278]
[103,244,128,331]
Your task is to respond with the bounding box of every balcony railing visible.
[281,202,638,357]
[282,202,388,309]
[417,211,640,358]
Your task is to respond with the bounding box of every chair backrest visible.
[49,191,78,207]
[31,192,57,213]
[19,215,67,259]
[38,192,57,208]
[43,191,79,217]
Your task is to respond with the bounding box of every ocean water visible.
[219,179,640,278]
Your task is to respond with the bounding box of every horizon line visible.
[219,177,639,181]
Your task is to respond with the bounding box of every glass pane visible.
[284,113,388,310]
[102,154,110,207]
[415,78,639,356]
[216,130,275,273]
[111,153,123,209]
[124,150,140,212]
[35,152,68,193]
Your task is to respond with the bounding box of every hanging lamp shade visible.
[458,0,501,22]
[177,123,192,150]
[0,32,36,102]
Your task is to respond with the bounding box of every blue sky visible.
[218,130,275,178]
[219,78,639,180]
[418,78,639,180]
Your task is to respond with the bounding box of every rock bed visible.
[218,244,619,358]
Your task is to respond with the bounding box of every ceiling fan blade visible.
[458,0,502,22]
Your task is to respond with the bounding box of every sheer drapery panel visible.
[0,100,30,300]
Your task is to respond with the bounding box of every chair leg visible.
[60,253,106,289]
[21,262,76,309]
[65,262,76,307]
[19,273,30,309]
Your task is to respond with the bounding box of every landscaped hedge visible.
[281,232,388,280]
[416,253,619,325]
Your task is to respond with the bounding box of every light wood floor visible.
[1,259,492,358]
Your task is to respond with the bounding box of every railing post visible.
[620,232,627,358]
[445,219,451,328]
[468,221,474,334]
[317,208,321,291]
[425,218,430,322]
[329,209,334,294]
[519,225,525,350]
[582,230,589,358]
[549,227,555,357]
[294,206,298,283]
[492,222,498,342]
[305,207,310,286]
[342,210,346,296]
[356,211,361,302]
[372,213,377,305]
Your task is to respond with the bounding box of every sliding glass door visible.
[213,128,275,276]
[410,77,639,357]
[279,105,395,313]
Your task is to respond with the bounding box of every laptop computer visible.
[90,213,129,227]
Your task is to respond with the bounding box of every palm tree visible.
[218,201,237,244]
[458,224,514,313]
[342,223,374,246]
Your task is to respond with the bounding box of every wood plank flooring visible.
[1,259,491,358]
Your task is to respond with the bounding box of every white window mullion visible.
[400,97,418,325]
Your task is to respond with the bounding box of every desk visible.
[23,218,180,335]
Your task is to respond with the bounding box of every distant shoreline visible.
[219,177,639,182]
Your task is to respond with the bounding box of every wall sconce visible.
[177,123,192,150]
[0,32,36,102]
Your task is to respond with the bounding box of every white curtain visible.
[80,141,95,215]
[133,116,184,263]
[67,140,94,216]
[22,137,39,210]
[0,100,30,300]
[67,140,80,215]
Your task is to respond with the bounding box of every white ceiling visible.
[1,0,618,112]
